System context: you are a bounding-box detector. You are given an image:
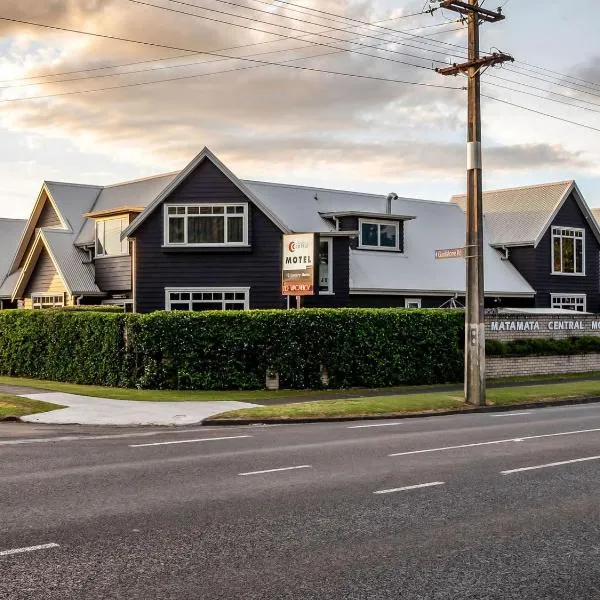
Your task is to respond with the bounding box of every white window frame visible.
[95,215,130,258]
[405,298,421,309]
[550,293,586,312]
[165,287,250,311]
[32,293,65,309]
[358,219,400,251]
[164,203,249,247]
[319,237,334,295]
[551,226,585,276]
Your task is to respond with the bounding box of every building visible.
[3,146,593,313]
[0,218,27,309]
[452,181,600,313]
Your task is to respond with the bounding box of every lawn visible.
[210,380,600,421]
[0,393,64,419]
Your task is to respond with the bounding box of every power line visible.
[0,21,465,91]
[481,93,600,134]
[126,0,461,65]
[0,16,459,85]
[515,60,600,92]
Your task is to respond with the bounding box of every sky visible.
[0,0,599,219]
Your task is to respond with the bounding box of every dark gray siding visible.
[38,200,61,228]
[507,192,600,312]
[95,255,132,292]
[133,159,351,312]
[304,237,349,308]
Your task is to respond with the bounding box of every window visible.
[165,204,248,246]
[359,219,399,251]
[405,298,421,309]
[32,294,64,309]
[551,294,586,312]
[319,238,333,294]
[96,216,129,257]
[552,226,584,275]
[165,288,249,311]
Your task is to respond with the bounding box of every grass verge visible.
[0,394,64,419]
[210,380,600,421]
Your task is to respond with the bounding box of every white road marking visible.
[239,465,311,476]
[491,412,531,417]
[0,428,221,446]
[129,435,251,448]
[389,427,600,457]
[374,482,445,495]
[502,455,600,475]
[348,422,404,429]
[0,543,60,557]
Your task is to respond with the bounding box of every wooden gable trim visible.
[12,231,72,301]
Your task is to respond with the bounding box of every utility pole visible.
[435,0,513,406]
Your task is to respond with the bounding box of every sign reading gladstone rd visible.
[282,233,316,296]
[435,247,466,260]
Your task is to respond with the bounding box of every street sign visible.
[435,247,465,260]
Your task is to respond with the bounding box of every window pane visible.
[192,302,222,311]
[380,224,397,248]
[170,302,190,311]
[319,240,330,292]
[96,221,105,255]
[104,219,123,255]
[562,237,575,273]
[169,217,185,243]
[553,236,561,272]
[188,216,224,243]
[225,303,245,310]
[361,223,378,246]
[575,238,583,273]
[227,216,244,243]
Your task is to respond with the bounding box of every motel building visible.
[1,147,600,315]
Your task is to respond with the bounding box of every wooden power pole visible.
[435,0,513,406]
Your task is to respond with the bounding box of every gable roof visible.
[122,147,289,238]
[12,230,101,300]
[0,218,26,298]
[350,199,535,297]
[451,180,600,247]
[9,181,102,273]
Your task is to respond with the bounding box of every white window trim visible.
[550,293,586,312]
[163,203,249,247]
[95,215,130,258]
[165,287,250,311]
[404,298,422,309]
[31,292,65,309]
[551,226,585,276]
[319,237,334,295]
[358,218,400,252]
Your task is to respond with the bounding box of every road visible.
[1,404,600,599]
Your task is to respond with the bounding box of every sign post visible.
[282,233,316,307]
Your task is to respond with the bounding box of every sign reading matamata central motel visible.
[489,319,600,332]
[282,233,316,296]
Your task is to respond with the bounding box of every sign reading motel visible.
[282,233,316,296]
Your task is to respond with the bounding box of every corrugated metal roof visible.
[45,182,102,234]
[0,219,26,298]
[451,181,574,246]
[350,199,535,297]
[76,173,177,245]
[42,230,101,295]
[0,268,22,299]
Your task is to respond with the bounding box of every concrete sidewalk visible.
[19,392,261,426]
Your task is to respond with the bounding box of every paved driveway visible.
[19,392,260,426]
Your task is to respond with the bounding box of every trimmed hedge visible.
[0,308,464,390]
[486,336,600,357]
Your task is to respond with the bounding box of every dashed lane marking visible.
[374,482,445,495]
[0,543,60,557]
[129,435,252,448]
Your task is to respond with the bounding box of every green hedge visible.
[486,336,600,357]
[0,308,464,390]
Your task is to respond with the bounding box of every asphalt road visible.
[1,404,600,599]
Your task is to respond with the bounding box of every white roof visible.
[350,199,535,297]
[451,180,600,247]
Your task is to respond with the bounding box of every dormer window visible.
[165,204,248,246]
[96,216,129,257]
[359,219,400,251]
